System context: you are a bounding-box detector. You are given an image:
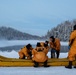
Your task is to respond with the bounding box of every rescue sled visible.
[0,55,76,67]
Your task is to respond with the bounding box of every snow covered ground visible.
[0,50,68,58]
[0,67,76,75]
[0,40,75,75]
[0,51,76,75]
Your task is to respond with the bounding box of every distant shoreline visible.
[0,45,69,53]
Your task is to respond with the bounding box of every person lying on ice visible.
[32,42,49,67]
[65,25,76,69]
[49,36,61,58]
[18,44,33,59]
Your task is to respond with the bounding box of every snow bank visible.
[0,50,19,58]
[0,50,68,58]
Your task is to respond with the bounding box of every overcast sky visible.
[0,0,76,36]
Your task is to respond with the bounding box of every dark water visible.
[0,45,69,52]
[0,45,36,52]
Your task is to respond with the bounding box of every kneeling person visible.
[18,44,33,59]
[32,42,49,67]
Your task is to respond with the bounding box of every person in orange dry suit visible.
[49,36,61,58]
[18,44,33,59]
[65,25,76,69]
[32,42,49,67]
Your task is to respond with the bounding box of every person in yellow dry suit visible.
[18,44,33,59]
[32,42,49,67]
[65,25,76,69]
[49,36,61,58]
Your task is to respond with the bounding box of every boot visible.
[74,61,76,68]
[44,60,50,67]
[74,66,76,68]
[56,51,59,59]
[65,61,72,69]
[34,61,39,67]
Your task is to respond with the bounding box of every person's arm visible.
[55,39,60,50]
[23,48,30,59]
[32,49,35,55]
[69,31,76,46]
[32,48,37,56]
[50,42,55,49]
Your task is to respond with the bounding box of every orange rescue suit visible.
[49,38,60,51]
[18,46,31,59]
[68,30,76,61]
[32,47,48,62]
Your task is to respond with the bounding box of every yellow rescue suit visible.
[68,30,76,61]
[18,46,31,59]
[32,47,48,62]
[50,38,60,51]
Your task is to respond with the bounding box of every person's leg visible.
[19,54,25,59]
[44,60,50,67]
[65,61,72,69]
[56,51,60,58]
[22,55,25,59]
[52,53,55,58]
[33,61,39,67]
[74,61,76,68]
[51,50,53,58]
[19,52,24,59]
[51,49,52,58]
[74,66,76,68]
[28,52,32,59]
[74,55,76,68]
[51,49,55,58]
[65,52,73,69]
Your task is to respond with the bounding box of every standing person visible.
[32,42,49,67]
[65,25,76,69]
[49,36,61,58]
[18,44,33,59]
